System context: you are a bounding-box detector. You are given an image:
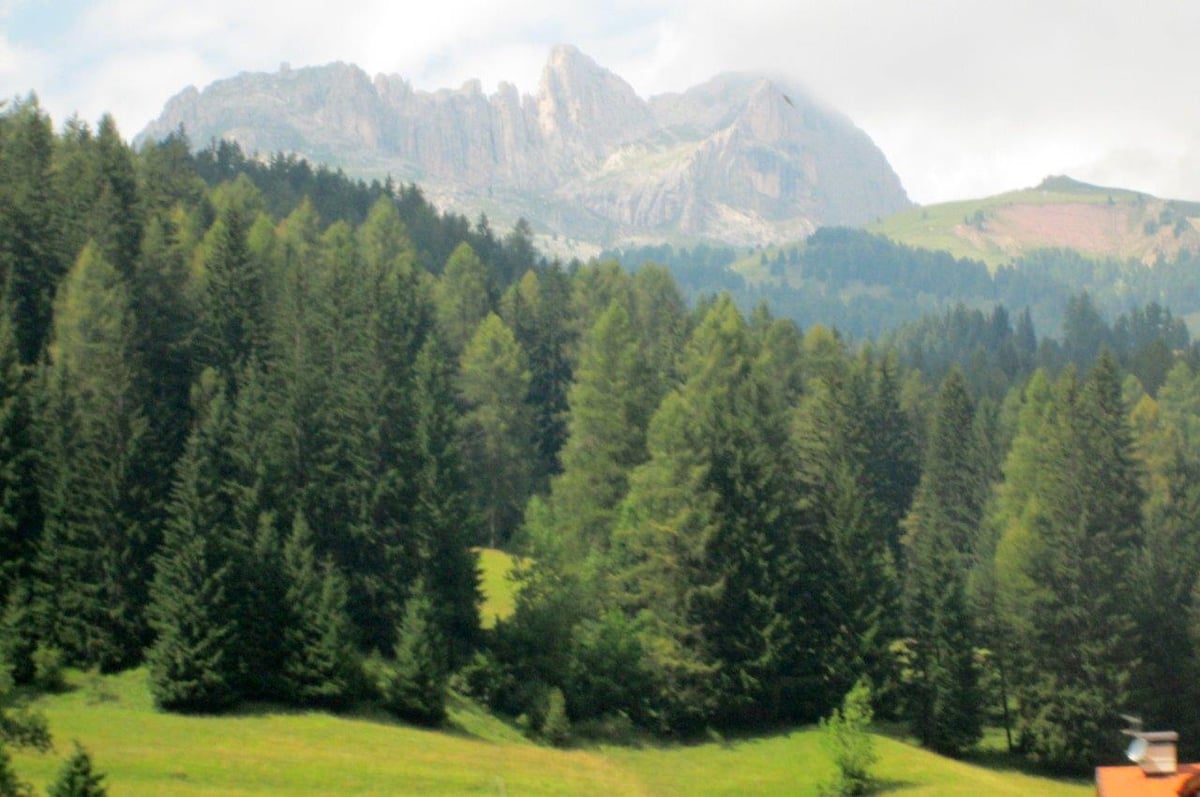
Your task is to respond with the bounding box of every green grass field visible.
[7,551,1092,795]
[8,668,1092,796]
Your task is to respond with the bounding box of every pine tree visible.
[499,266,574,488]
[47,742,107,797]
[792,349,907,710]
[127,216,197,550]
[196,194,268,377]
[900,369,983,755]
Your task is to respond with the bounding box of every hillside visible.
[138,45,911,249]
[9,669,1090,796]
[870,176,1200,267]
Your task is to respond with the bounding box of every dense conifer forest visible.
[2,96,1200,779]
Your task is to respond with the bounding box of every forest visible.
[1,95,1199,783]
[610,229,1200,342]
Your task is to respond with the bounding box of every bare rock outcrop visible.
[140,45,911,247]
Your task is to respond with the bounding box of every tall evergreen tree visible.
[0,97,62,365]
[33,244,149,671]
[279,512,359,709]
[145,371,242,711]
[994,354,1144,771]
[613,295,816,728]
[433,242,492,357]
[0,303,37,600]
[548,300,656,561]
[196,189,269,377]
[499,266,574,487]
[405,339,480,663]
[458,313,535,547]
[900,369,983,755]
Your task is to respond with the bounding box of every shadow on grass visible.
[958,747,1090,786]
[875,777,919,793]
[873,722,1091,787]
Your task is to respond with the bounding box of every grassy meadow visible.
[8,668,1092,796]
[7,549,1091,796]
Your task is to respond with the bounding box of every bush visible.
[819,678,877,797]
[539,687,570,747]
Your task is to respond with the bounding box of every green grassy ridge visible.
[9,669,1091,796]
[868,176,1200,267]
[731,177,1200,274]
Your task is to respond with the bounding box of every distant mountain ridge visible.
[140,45,912,249]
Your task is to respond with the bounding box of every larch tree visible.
[458,313,535,548]
[33,243,149,672]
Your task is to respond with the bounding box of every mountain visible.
[139,45,911,249]
[870,175,1200,267]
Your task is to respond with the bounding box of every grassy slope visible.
[10,553,1091,795]
[868,177,1200,267]
[10,669,1091,796]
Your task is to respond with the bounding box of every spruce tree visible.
[196,197,268,377]
[378,585,448,725]
[993,354,1144,771]
[0,97,63,365]
[406,339,480,663]
[46,742,106,797]
[613,295,815,728]
[279,512,359,709]
[0,303,37,601]
[900,369,983,755]
[145,371,240,712]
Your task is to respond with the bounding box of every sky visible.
[2,0,1199,206]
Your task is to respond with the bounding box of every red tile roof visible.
[1095,764,1200,797]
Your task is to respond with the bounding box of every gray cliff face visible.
[139,45,911,247]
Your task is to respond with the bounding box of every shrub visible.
[819,678,877,797]
[539,687,570,747]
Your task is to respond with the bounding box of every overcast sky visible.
[2,0,1199,205]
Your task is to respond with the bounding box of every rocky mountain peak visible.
[536,44,652,150]
[139,45,912,248]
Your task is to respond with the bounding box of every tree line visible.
[1,96,1199,777]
